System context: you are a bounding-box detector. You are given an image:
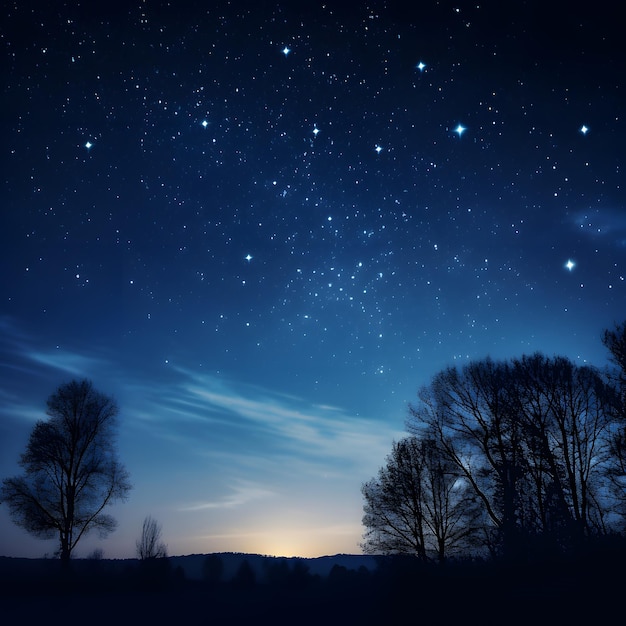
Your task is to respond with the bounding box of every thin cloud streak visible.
[25,349,106,377]
[180,374,400,468]
[0,402,45,424]
[4,332,398,473]
[180,481,278,512]
[123,366,400,475]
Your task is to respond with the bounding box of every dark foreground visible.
[1,551,623,626]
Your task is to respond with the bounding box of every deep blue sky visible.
[1,1,624,559]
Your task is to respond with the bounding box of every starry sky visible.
[1,1,624,559]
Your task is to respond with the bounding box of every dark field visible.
[1,552,622,625]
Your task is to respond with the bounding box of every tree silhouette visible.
[602,321,626,520]
[602,321,626,390]
[408,358,523,558]
[401,352,621,560]
[136,515,167,560]
[361,436,479,561]
[0,379,131,565]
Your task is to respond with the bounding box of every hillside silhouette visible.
[1,544,625,625]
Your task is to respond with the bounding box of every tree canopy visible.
[363,335,626,562]
[1,379,131,563]
[361,435,480,561]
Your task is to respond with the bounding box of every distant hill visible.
[0,552,380,584]
[168,552,380,581]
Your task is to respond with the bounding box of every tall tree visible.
[601,321,626,520]
[361,436,478,561]
[419,437,482,561]
[509,354,615,543]
[602,321,626,393]
[407,353,619,559]
[409,358,526,558]
[0,379,131,564]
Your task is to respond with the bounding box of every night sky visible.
[1,1,624,559]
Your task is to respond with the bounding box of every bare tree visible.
[420,438,482,561]
[601,321,626,521]
[361,436,478,561]
[407,353,619,559]
[602,321,626,392]
[509,354,615,542]
[362,438,428,559]
[136,515,167,560]
[409,359,525,557]
[0,379,131,565]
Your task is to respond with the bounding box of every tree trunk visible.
[60,532,71,568]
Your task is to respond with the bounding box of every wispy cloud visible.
[120,366,401,489]
[1,321,112,380]
[179,480,278,511]
[0,323,399,473]
[572,208,626,245]
[175,368,400,467]
[0,401,44,424]
[0,328,113,424]
[25,348,106,377]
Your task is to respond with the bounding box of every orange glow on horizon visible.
[189,522,364,559]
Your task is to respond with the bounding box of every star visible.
[454,124,466,137]
[375,145,383,154]
[85,141,93,149]
[245,254,253,262]
[282,46,291,56]
[565,259,575,271]
[201,120,208,128]
[312,126,320,136]
[416,61,426,72]
[580,124,589,135]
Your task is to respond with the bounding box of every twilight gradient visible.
[0,1,624,558]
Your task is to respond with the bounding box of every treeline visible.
[3,548,625,626]
[0,552,371,596]
[362,321,626,563]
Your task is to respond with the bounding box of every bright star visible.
[201,120,208,128]
[416,61,426,72]
[375,145,383,154]
[313,126,320,136]
[580,125,589,135]
[85,141,92,149]
[245,254,253,262]
[565,259,575,271]
[282,46,291,56]
[454,124,466,137]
